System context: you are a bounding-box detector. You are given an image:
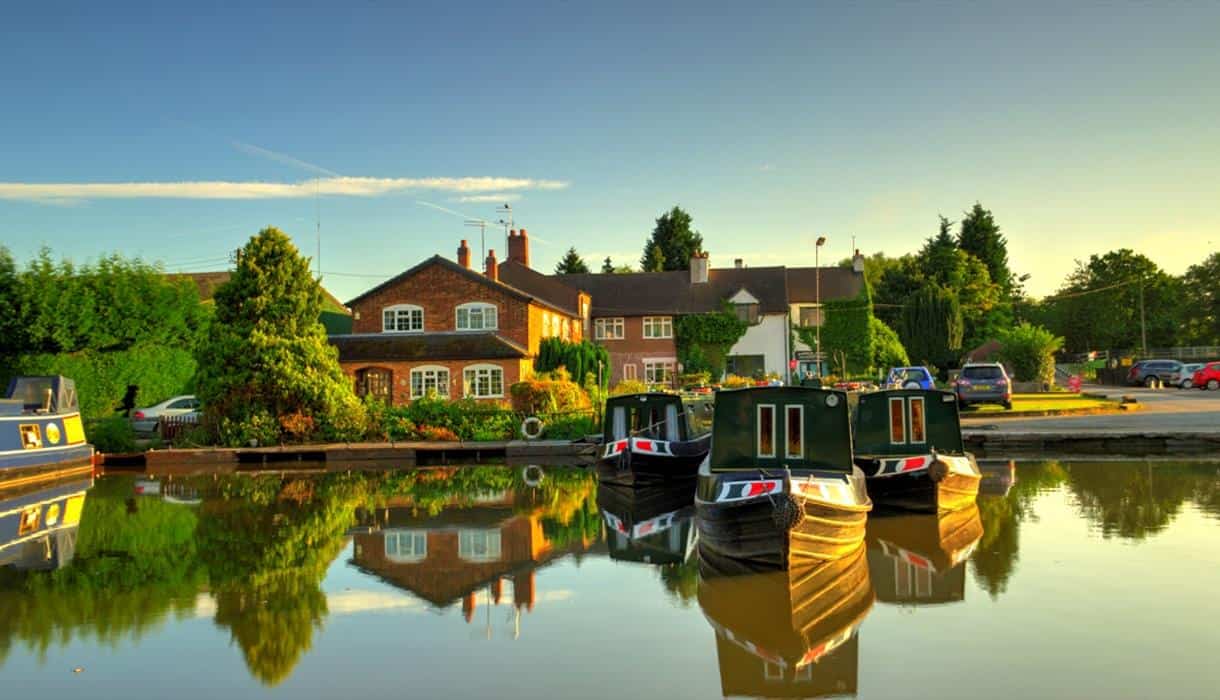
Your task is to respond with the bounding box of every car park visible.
[1126,359,1184,388]
[1192,362,1220,391]
[1178,363,1205,389]
[955,362,1013,410]
[131,395,201,433]
[885,366,935,390]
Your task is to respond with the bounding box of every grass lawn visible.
[966,393,1121,414]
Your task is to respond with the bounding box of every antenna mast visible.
[465,219,488,262]
[496,203,513,253]
[315,177,322,279]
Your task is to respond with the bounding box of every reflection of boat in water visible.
[598,393,712,487]
[599,484,695,566]
[0,471,92,571]
[1,376,93,485]
[978,460,1016,497]
[696,387,871,569]
[865,504,983,605]
[697,545,874,697]
[853,389,980,513]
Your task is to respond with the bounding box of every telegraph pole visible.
[464,219,488,263]
[1139,275,1147,356]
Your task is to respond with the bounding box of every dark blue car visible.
[885,366,935,390]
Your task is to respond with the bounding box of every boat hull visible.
[855,452,981,513]
[597,433,711,487]
[695,459,871,569]
[1,411,94,488]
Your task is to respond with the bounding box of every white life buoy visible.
[520,416,544,440]
[522,464,545,487]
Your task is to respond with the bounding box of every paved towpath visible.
[961,385,1220,434]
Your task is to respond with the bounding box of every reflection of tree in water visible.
[1065,462,1214,540]
[970,461,1067,598]
[658,558,698,605]
[212,569,328,686]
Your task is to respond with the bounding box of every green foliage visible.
[610,379,649,396]
[602,256,614,273]
[194,228,365,446]
[674,309,748,377]
[804,286,875,375]
[509,371,592,415]
[958,202,1012,293]
[540,411,598,440]
[1180,251,1219,345]
[555,247,591,274]
[997,322,1063,384]
[900,284,964,370]
[88,417,138,453]
[382,394,515,441]
[679,371,712,387]
[640,206,703,272]
[870,316,909,369]
[534,338,610,388]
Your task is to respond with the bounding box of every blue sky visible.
[2,1,1217,299]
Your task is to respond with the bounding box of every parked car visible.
[955,362,1013,410]
[885,366,935,390]
[131,394,200,433]
[1126,359,1184,387]
[1192,362,1220,390]
[1178,363,1205,389]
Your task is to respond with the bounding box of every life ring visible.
[522,464,545,487]
[520,416,545,440]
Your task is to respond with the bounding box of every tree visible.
[958,202,1012,294]
[900,285,963,371]
[923,216,961,285]
[554,247,590,274]
[1181,252,1220,344]
[996,322,1063,385]
[0,247,23,355]
[870,316,909,369]
[601,256,614,274]
[640,206,703,272]
[194,227,365,445]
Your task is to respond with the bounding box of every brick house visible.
[333,231,588,404]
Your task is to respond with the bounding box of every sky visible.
[1,1,1217,300]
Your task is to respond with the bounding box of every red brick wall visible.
[341,358,530,405]
[591,316,678,385]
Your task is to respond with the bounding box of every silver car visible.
[955,363,1013,410]
[1179,363,1205,389]
[131,394,200,433]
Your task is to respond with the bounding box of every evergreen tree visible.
[922,216,960,285]
[1182,252,1220,344]
[899,284,963,371]
[958,202,1013,293]
[601,256,614,274]
[554,247,591,274]
[194,227,364,445]
[640,206,703,272]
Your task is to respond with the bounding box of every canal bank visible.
[963,430,1220,458]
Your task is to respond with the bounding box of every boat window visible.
[785,405,803,459]
[889,397,906,444]
[612,406,627,440]
[909,397,926,443]
[649,406,663,438]
[757,404,775,458]
[764,661,783,681]
[665,404,681,441]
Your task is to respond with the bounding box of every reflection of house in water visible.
[350,486,601,633]
[0,472,91,572]
[599,484,696,567]
[865,505,983,605]
[978,460,1016,497]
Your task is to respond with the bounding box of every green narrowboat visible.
[1,376,94,486]
[865,504,982,606]
[598,393,711,487]
[695,387,871,570]
[599,483,696,566]
[697,544,874,698]
[852,389,981,513]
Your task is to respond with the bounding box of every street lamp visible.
[815,236,827,377]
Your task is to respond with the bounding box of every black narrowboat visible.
[852,389,981,513]
[1,376,94,487]
[697,544,874,698]
[599,483,696,566]
[695,387,871,570]
[598,393,711,487]
[865,504,983,606]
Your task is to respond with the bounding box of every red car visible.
[1192,362,1220,390]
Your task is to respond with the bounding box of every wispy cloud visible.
[231,140,341,178]
[456,193,522,203]
[415,200,475,220]
[0,176,569,204]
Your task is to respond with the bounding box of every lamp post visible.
[815,236,827,377]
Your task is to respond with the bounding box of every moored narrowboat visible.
[0,471,92,571]
[599,483,696,566]
[695,387,871,570]
[1,376,94,487]
[852,389,980,513]
[598,393,711,487]
[865,504,983,605]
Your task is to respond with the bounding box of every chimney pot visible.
[507,227,530,267]
[457,239,471,269]
[690,251,709,284]
[852,249,865,274]
[734,258,743,269]
[485,249,499,281]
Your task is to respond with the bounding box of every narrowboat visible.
[852,388,980,513]
[599,483,696,566]
[865,504,983,605]
[598,393,711,487]
[695,387,872,570]
[1,376,94,486]
[697,544,874,698]
[0,471,92,571]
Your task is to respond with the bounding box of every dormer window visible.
[383,304,424,333]
[456,302,497,331]
[735,302,760,324]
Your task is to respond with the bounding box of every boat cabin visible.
[603,393,699,443]
[3,376,80,416]
[854,389,964,457]
[709,387,853,471]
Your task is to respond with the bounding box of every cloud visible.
[759,163,776,172]
[232,140,341,178]
[456,193,522,203]
[0,176,569,204]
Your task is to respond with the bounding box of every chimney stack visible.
[690,251,709,284]
[485,249,499,281]
[507,228,531,267]
[457,239,471,269]
[852,249,865,274]
[734,258,743,269]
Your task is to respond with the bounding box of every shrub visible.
[217,409,281,447]
[722,374,751,389]
[535,338,610,389]
[416,425,460,441]
[610,379,649,396]
[509,374,590,415]
[679,371,711,388]
[870,316,909,370]
[542,412,598,440]
[997,322,1064,384]
[88,417,137,454]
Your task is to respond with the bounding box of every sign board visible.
[795,351,817,361]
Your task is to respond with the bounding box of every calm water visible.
[2,461,1218,699]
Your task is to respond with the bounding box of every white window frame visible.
[410,365,450,399]
[784,405,804,459]
[463,363,505,399]
[455,302,497,331]
[889,396,906,444]
[642,316,673,339]
[457,529,502,562]
[594,317,625,340]
[384,529,427,562]
[622,363,638,381]
[757,404,776,458]
[908,396,927,445]
[382,304,424,333]
[643,358,676,385]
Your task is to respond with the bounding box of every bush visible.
[217,409,281,447]
[722,374,751,389]
[541,412,598,440]
[88,417,137,454]
[610,379,649,396]
[371,394,515,442]
[870,316,909,370]
[997,322,1063,384]
[509,373,591,415]
[535,338,610,389]
[679,371,712,388]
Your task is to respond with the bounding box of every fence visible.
[157,413,200,444]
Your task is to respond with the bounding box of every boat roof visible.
[854,388,964,456]
[3,376,79,414]
[710,386,853,470]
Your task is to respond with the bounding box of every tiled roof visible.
[785,267,864,303]
[497,260,582,316]
[328,332,528,362]
[556,267,791,316]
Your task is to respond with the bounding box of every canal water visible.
[1,461,1217,698]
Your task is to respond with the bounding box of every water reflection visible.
[598,484,698,604]
[865,505,982,606]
